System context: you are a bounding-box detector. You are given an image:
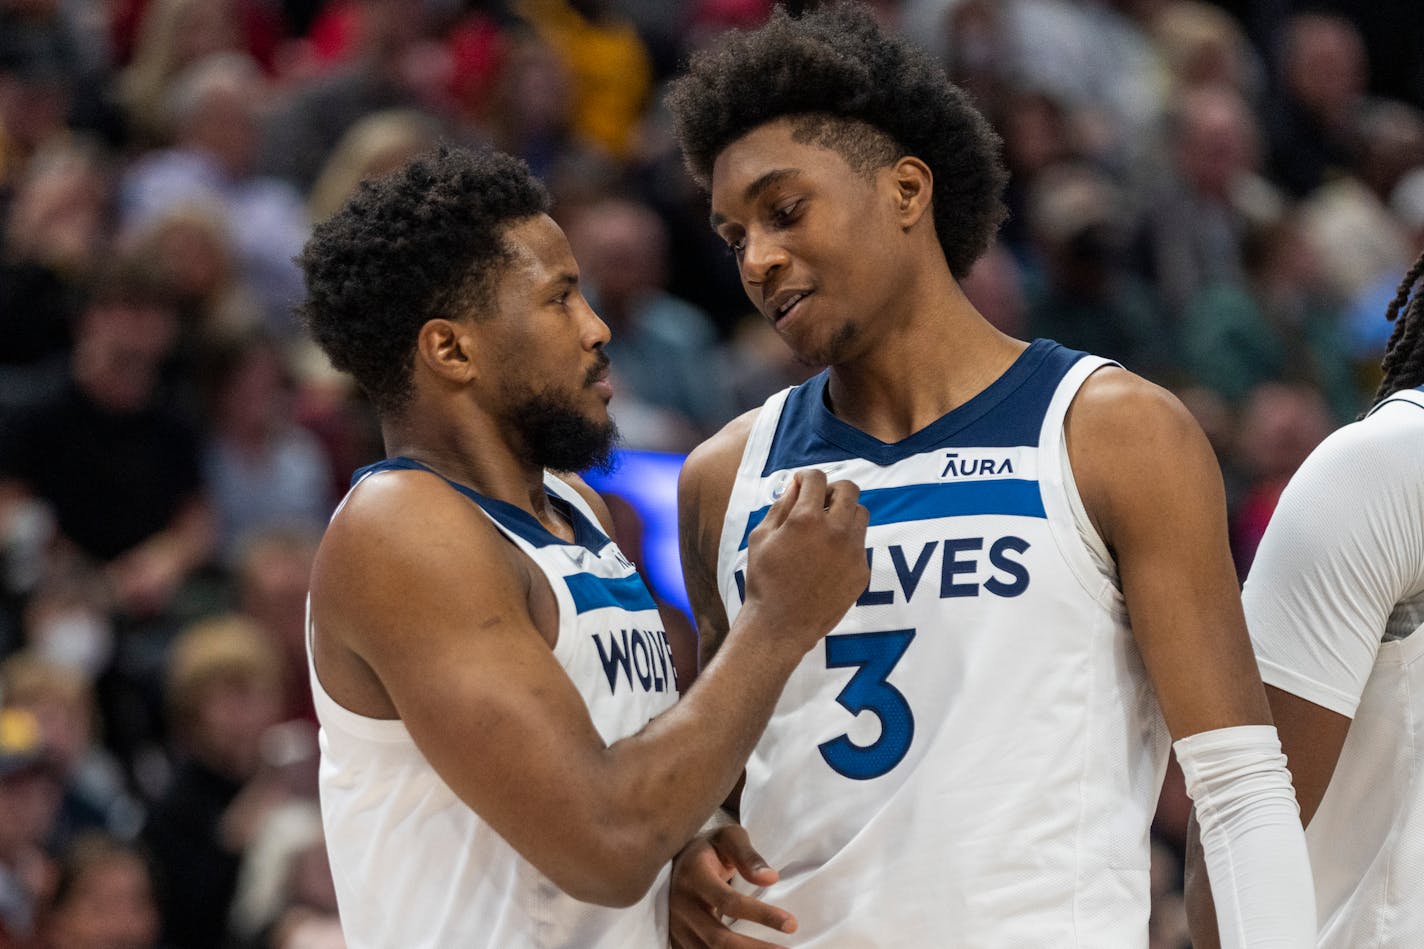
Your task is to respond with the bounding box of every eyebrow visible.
[541,271,579,293]
[708,168,802,229]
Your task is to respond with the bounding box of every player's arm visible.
[1067,367,1314,949]
[667,412,801,947]
[311,465,867,909]
[678,410,756,671]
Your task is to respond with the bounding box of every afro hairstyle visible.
[666,1,1008,279]
[297,146,549,416]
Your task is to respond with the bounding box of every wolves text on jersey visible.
[592,627,679,695]
[735,535,1032,608]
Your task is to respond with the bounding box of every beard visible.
[502,365,619,475]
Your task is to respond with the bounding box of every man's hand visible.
[740,468,870,657]
[670,824,796,949]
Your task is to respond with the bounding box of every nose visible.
[741,229,788,287]
[576,294,612,348]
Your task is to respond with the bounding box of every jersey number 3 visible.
[818,629,916,780]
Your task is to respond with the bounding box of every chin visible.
[784,321,859,368]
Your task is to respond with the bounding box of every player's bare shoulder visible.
[680,407,761,541]
[312,468,526,652]
[1064,365,1220,545]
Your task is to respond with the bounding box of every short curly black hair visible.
[666,2,1008,279]
[297,146,549,415]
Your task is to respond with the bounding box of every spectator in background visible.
[306,108,441,224]
[994,86,1080,255]
[1264,12,1368,199]
[1134,85,1283,322]
[1180,212,1359,421]
[1,653,143,850]
[1299,176,1410,320]
[1151,0,1263,102]
[258,0,432,193]
[1023,164,1169,377]
[481,35,584,184]
[513,0,653,162]
[39,832,158,949]
[564,196,732,436]
[0,0,102,196]
[0,257,214,625]
[0,708,62,949]
[120,52,309,335]
[267,834,343,949]
[0,140,110,414]
[1353,101,1424,210]
[198,331,333,566]
[143,616,291,949]
[960,243,1029,338]
[1294,101,1420,320]
[118,0,247,145]
[1346,166,1424,370]
[1229,381,1331,575]
[121,204,265,343]
[229,800,341,949]
[232,527,319,725]
[907,0,1165,169]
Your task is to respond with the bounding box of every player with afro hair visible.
[666,1,1007,280]
[664,5,1317,948]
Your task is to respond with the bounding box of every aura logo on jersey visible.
[940,452,1015,478]
[593,628,679,695]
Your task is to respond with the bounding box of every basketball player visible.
[296,147,872,948]
[663,5,1314,946]
[1186,254,1424,946]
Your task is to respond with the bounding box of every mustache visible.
[585,350,611,386]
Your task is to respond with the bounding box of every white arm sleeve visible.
[1176,725,1315,948]
[1243,400,1424,717]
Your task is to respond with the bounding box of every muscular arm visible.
[1069,369,1269,735]
[1068,368,1312,948]
[311,462,864,909]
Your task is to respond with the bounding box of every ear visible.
[890,157,934,230]
[415,318,478,385]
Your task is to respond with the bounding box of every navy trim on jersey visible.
[761,339,1088,475]
[351,457,612,553]
[564,572,659,614]
[738,477,1047,550]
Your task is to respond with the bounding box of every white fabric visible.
[718,344,1173,946]
[1175,725,1315,949]
[309,469,679,949]
[1245,388,1424,947]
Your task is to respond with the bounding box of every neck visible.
[824,274,1027,442]
[382,410,555,522]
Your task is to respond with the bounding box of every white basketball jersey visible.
[308,458,679,949]
[1248,385,1424,948]
[717,340,1171,946]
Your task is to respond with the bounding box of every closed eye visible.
[772,199,802,226]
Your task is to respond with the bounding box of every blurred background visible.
[0,1,1420,946]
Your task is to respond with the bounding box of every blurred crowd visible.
[0,0,1420,947]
